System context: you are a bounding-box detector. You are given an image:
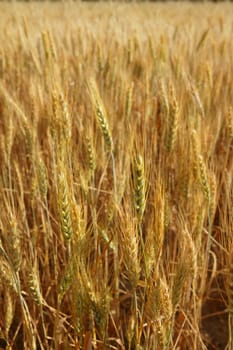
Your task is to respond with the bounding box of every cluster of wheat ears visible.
[0,2,232,349]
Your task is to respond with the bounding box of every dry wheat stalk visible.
[37,158,48,200]
[47,30,57,62]
[227,253,233,317]
[227,252,233,350]
[159,80,169,119]
[58,92,72,145]
[125,82,134,119]
[42,31,51,63]
[209,174,217,222]
[167,88,179,153]
[227,107,233,139]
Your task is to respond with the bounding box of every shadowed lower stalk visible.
[227,253,233,350]
[0,245,37,349]
[228,316,233,350]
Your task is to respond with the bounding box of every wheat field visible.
[0,2,232,349]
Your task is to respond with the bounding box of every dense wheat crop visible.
[0,2,232,349]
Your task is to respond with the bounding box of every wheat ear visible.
[58,170,73,244]
[88,79,116,199]
[88,79,113,152]
[134,155,146,223]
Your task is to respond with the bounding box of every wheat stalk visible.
[167,88,179,153]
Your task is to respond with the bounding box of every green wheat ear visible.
[88,79,113,152]
[58,171,73,242]
[198,155,210,202]
[87,78,117,199]
[134,155,146,223]
[28,266,43,306]
[86,136,96,180]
